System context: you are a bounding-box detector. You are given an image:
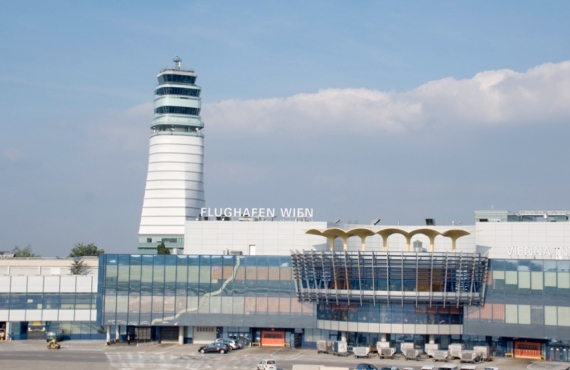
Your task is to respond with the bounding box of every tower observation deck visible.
[138,56,205,253]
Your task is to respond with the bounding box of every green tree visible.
[70,258,88,275]
[156,242,170,255]
[12,245,39,257]
[68,243,104,258]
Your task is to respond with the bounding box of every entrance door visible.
[261,331,285,347]
[193,326,217,344]
[514,341,542,359]
[161,327,179,343]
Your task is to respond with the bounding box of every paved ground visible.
[0,340,568,370]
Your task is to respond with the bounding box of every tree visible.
[12,245,39,257]
[69,243,104,258]
[157,242,170,255]
[70,258,88,275]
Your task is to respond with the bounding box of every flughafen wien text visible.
[1,59,569,363]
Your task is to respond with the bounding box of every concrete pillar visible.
[429,236,436,252]
[341,331,347,342]
[406,236,411,252]
[328,237,335,251]
[381,333,387,342]
[115,325,120,341]
[178,326,184,345]
[6,322,11,341]
[429,334,435,344]
[360,236,366,251]
[106,325,111,343]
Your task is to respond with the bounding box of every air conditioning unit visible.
[230,250,243,256]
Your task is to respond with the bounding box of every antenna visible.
[174,55,181,69]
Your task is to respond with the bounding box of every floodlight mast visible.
[138,57,205,252]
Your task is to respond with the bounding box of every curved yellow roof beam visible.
[441,229,471,252]
[305,228,336,251]
[346,227,376,251]
[408,228,442,252]
[376,228,411,251]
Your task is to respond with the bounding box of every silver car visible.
[215,338,241,350]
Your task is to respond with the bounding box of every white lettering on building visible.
[506,246,568,259]
[200,208,313,219]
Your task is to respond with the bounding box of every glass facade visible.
[292,251,487,306]
[99,254,315,328]
[317,303,462,325]
[464,259,570,340]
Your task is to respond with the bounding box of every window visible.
[146,238,152,243]
[155,87,200,97]
[158,74,196,84]
[154,106,200,115]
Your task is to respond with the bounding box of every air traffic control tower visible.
[138,57,205,253]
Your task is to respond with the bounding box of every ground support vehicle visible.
[403,349,421,361]
[47,339,60,349]
[317,340,333,354]
[353,346,371,359]
[333,341,349,356]
[459,351,481,364]
[436,366,458,370]
[473,346,492,361]
[257,359,277,370]
[433,350,449,362]
[459,366,477,370]
[378,347,396,359]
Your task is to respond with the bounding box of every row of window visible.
[317,303,462,324]
[155,106,200,115]
[0,293,96,310]
[155,87,200,97]
[158,74,196,85]
[102,296,314,318]
[465,303,570,326]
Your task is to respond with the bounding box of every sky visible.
[1,1,570,257]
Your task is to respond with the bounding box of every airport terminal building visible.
[2,210,570,362]
[2,60,569,362]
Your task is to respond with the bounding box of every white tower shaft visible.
[138,57,205,253]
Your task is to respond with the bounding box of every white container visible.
[448,343,464,359]
[433,350,449,362]
[352,346,370,358]
[425,343,440,357]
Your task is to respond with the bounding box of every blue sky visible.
[1,1,570,256]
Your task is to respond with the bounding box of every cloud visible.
[203,60,570,133]
[3,148,23,161]
[87,102,153,152]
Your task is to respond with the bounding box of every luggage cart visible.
[379,347,396,359]
[404,348,421,361]
[352,346,370,359]
[433,350,449,362]
[333,341,349,357]
[460,350,481,364]
[317,340,333,354]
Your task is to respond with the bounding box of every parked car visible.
[355,364,378,370]
[198,342,230,354]
[215,338,241,349]
[257,359,277,370]
[380,367,399,370]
